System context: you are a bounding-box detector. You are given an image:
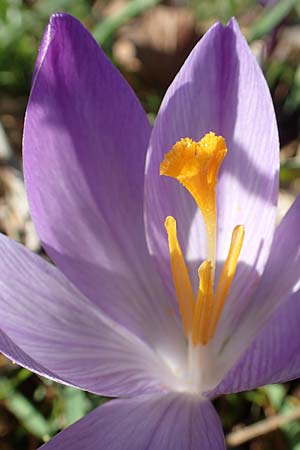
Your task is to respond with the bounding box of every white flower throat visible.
[160,132,245,391]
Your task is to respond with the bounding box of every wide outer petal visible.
[213,290,300,395]
[39,394,225,450]
[23,13,184,357]
[145,19,279,313]
[0,233,180,397]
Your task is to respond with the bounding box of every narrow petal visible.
[23,13,184,356]
[39,394,225,450]
[145,19,279,312]
[213,290,300,395]
[0,234,180,397]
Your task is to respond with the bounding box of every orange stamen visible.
[160,132,227,270]
[164,216,195,336]
[161,133,244,346]
[192,261,213,346]
[208,225,245,339]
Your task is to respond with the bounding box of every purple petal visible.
[205,197,300,382]
[0,330,66,384]
[145,19,279,311]
[23,13,184,354]
[32,18,51,83]
[221,197,300,358]
[213,290,300,395]
[39,394,225,450]
[0,233,180,397]
[250,196,300,318]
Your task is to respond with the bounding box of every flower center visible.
[160,132,244,347]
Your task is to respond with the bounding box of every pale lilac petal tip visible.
[39,394,225,450]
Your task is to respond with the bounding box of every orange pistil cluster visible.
[160,132,244,346]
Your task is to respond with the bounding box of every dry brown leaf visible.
[113,5,199,88]
[0,166,39,251]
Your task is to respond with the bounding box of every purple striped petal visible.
[0,233,180,397]
[39,394,225,450]
[0,330,66,385]
[145,19,279,314]
[23,13,184,356]
[213,290,300,395]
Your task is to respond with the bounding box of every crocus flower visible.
[1,13,300,450]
